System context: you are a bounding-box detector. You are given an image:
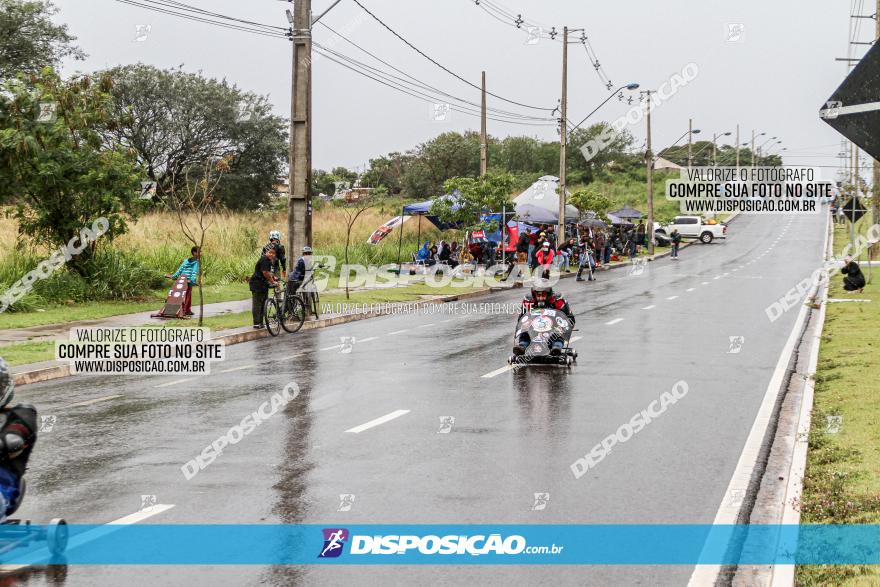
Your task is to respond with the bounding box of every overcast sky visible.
[56,0,865,179]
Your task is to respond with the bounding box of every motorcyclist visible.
[0,358,37,521]
[263,230,287,278]
[514,279,575,356]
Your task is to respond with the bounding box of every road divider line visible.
[482,365,513,379]
[389,329,410,335]
[219,364,255,373]
[345,410,410,434]
[686,288,695,292]
[642,305,656,310]
[667,296,679,300]
[417,323,436,329]
[358,336,379,343]
[320,344,342,351]
[154,378,195,388]
[65,395,123,409]
[605,318,624,325]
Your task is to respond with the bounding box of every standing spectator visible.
[249,247,278,329]
[603,233,612,265]
[527,229,539,266]
[576,235,596,282]
[448,241,460,267]
[517,229,531,264]
[670,229,682,260]
[636,221,646,254]
[841,256,866,292]
[535,242,555,278]
[545,226,557,249]
[165,246,200,317]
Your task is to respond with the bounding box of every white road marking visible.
[345,410,410,433]
[667,296,679,300]
[482,365,513,379]
[642,305,656,310]
[154,378,195,388]
[320,344,342,351]
[219,364,255,373]
[701,282,709,285]
[389,329,410,335]
[66,395,123,409]
[358,336,379,343]
[605,318,624,325]
[417,323,436,329]
[279,353,304,360]
[714,276,722,280]
[686,288,695,292]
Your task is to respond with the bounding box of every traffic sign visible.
[841,197,868,224]
[820,42,880,159]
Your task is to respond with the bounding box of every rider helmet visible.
[302,246,313,254]
[531,278,553,308]
[268,230,282,242]
[0,358,14,409]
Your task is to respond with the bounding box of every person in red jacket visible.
[533,241,555,278]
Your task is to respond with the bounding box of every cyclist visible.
[288,246,313,296]
[263,230,287,278]
[249,247,279,329]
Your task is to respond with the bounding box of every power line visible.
[112,0,289,38]
[317,22,552,122]
[313,45,555,127]
[350,0,556,112]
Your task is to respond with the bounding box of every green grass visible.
[796,219,880,586]
[0,341,55,367]
[0,283,251,330]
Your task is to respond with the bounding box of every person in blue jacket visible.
[165,246,200,316]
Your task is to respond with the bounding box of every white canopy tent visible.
[513,175,580,223]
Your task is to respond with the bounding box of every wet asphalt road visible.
[9,211,826,586]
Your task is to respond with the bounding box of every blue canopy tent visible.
[395,191,463,270]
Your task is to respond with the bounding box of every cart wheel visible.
[46,519,68,556]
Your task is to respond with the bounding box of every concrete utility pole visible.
[480,71,488,176]
[687,118,693,169]
[735,124,740,171]
[645,91,655,256]
[557,26,568,241]
[287,0,312,270]
[874,0,880,254]
[751,129,756,167]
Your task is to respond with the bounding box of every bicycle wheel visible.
[281,295,306,333]
[264,298,282,336]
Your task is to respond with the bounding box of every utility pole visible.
[557,26,568,242]
[480,71,488,176]
[687,118,693,169]
[874,0,880,255]
[751,129,756,167]
[287,0,312,270]
[735,124,740,172]
[645,90,655,256]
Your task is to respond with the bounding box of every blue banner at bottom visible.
[3,524,880,565]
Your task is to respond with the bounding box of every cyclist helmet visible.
[268,230,282,242]
[0,358,14,409]
[302,246,313,254]
[531,278,553,308]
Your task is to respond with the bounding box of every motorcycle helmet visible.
[268,230,282,242]
[531,278,553,308]
[0,358,14,409]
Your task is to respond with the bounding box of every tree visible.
[569,188,613,219]
[0,0,84,80]
[0,69,142,272]
[334,187,387,299]
[401,131,482,197]
[101,64,287,209]
[431,172,517,232]
[167,157,230,325]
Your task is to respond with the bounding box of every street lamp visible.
[658,129,700,165]
[750,131,766,166]
[569,82,640,134]
[712,131,732,166]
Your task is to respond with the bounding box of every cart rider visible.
[515,279,575,356]
[0,358,37,521]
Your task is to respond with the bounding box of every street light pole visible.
[287,0,312,269]
[688,118,693,169]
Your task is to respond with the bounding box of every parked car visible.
[661,216,727,244]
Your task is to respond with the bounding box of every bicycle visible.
[264,265,324,336]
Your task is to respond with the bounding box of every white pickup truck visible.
[661,216,728,244]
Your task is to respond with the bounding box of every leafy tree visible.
[431,171,516,232]
[334,187,387,299]
[0,0,84,80]
[101,64,287,209]
[360,152,411,194]
[401,131,481,197]
[0,69,142,272]
[569,188,613,219]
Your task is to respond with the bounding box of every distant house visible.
[333,186,374,202]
